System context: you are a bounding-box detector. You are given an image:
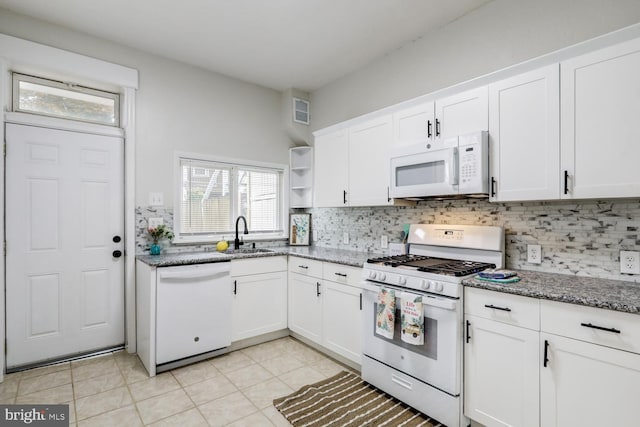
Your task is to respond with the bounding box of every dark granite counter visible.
[463,270,640,314]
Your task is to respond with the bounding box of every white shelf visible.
[290,147,313,208]
[291,166,311,171]
[291,186,311,190]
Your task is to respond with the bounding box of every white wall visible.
[310,0,640,131]
[0,8,293,206]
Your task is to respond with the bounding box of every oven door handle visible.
[422,296,458,311]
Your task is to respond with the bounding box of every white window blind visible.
[177,156,285,241]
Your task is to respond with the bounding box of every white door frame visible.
[0,33,139,382]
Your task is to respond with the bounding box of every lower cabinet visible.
[231,256,287,342]
[288,256,363,365]
[321,280,362,364]
[465,287,640,427]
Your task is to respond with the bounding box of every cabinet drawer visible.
[541,300,640,354]
[465,287,540,331]
[288,256,323,278]
[323,262,362,287]
[231,256,287,276]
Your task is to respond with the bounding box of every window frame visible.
[12,73,121,127]
[173,151,289,244]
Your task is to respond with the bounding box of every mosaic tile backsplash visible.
[136,199,640,282]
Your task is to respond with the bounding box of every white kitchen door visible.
[5,123,125,369]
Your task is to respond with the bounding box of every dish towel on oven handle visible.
[376,286,396,339]
[401,291,424,345]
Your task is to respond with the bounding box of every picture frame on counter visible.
[289,213,311,246]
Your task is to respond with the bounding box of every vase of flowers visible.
[147,224,174,255]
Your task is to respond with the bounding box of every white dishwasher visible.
[156,262,232,365]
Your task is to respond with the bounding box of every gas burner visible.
[366,254,431,267]
[417,261,495,277]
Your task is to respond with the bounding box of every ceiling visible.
[0,0,492,91]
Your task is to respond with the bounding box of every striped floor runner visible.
[273,371,444,427]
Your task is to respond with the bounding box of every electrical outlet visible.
[313,230,319,242]
[149,192,164,206]
[381,235,388,249]
[620,250,640,274]
[148,217,163,228]
[343,232,349,245]
[527,244,542,264]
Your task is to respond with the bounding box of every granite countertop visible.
[463,270,640,314]
[136,246,373,268]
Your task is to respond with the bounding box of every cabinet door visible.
[313,130,348,207]
[540,333,640,427]
[489,65,560,202]
[231,271,287,341]
[321,280,362,364]
[561,38,640,199]
[288,272,322,344]
[348,115,393,206]
[392,102,435,146]
[435,86,488,140]
[464,315,539,427]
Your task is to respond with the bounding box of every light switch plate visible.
[343,232,349,245]
[313,230,319,241]
[381,235,388,249]
[149,192,164,206]
[148,217,163,228]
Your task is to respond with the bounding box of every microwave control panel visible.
[458,132,489,194]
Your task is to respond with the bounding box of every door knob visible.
[112,236,122,243]
[112,250,122,258]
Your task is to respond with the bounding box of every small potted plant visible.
[147,224,174,255]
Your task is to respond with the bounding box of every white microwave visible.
[389,131,489,199]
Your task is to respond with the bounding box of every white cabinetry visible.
[540,300,640,427]
[464,288,540,427]
[287,256,363,365]
[288,257,323,343]
[561,38,640,199]
[392,87,488,147]
[313,130,348,207]
[290,146,313,208]
[489,65,560,201]
[231,257,287,342]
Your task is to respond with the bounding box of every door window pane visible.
[13,73,119,126]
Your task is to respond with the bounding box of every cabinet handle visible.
[543,339,550,367]
[564,170,569,195]
[298,265,309,269]
[334,272,347,277]
[466,320,471,343]
[484,304,511,312]
[233,280,237,295]
[435,118,441,137]
[427,120,432,138]
[580,322,621,334]
[387,186,391,203]
[359,293,363,310]
[316,282,321,297]
[490,177,497,198]
[343,190,347,204]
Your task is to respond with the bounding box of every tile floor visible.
[0,337,353,426]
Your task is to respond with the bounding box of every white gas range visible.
[361,224,504,427]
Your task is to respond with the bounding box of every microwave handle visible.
[450,147,459,185]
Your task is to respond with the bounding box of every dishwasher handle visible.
[159,264,230,280]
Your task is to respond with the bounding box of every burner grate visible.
[366,254,431,267]
[417,261,495,277]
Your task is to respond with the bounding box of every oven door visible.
[389,143,459,199]
[362,281,461,395]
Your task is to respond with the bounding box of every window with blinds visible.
[177,156,285,241]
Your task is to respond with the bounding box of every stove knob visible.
[378,273,386,281]
[434,282,444,292]
[421,280,430,290]
[398,276,407,286]
[368,270,377,280]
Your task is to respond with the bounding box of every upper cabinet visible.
[392,87,488,147]
[314,115,396,207]
[489,64,560,202]
[561,38,640,199]
[313,130,349,207]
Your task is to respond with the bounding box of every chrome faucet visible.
[234,216,249,250]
